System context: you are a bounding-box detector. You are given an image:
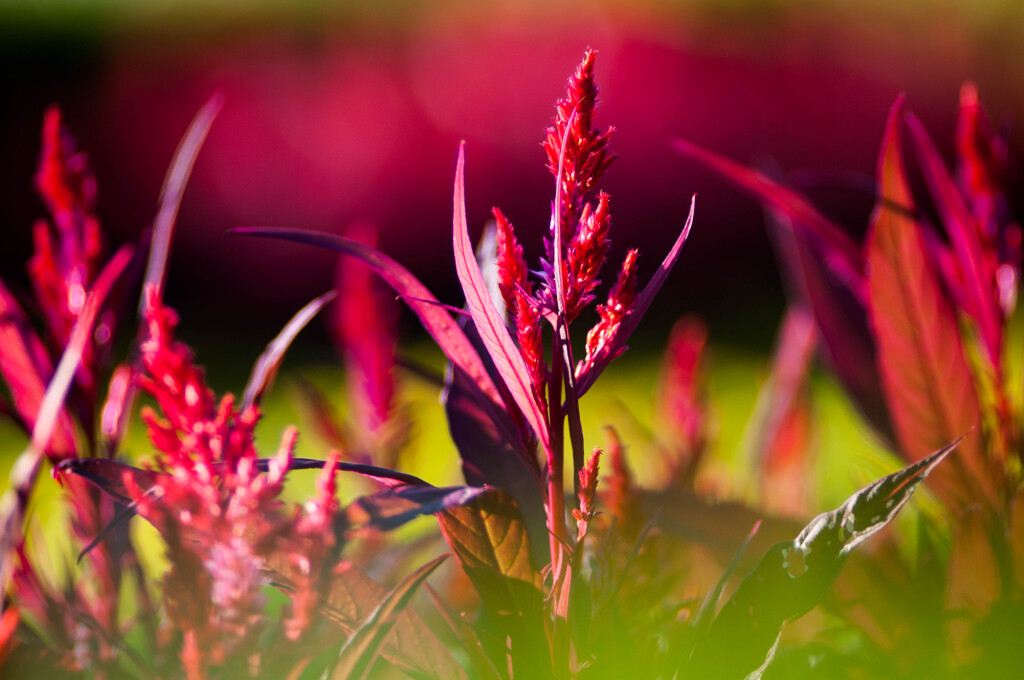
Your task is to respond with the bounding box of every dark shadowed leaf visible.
[242,290,337,410]
[575,195,697,397]
[345,485,489,531]
[330,554,449,680]
[685,440,957,680]
[438,489,551,678]
[866,97,997,509]
[452,144,549,448]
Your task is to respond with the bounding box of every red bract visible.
[577,248,638,379]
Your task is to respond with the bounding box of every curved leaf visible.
[267,558,466,680]
[230,228,518,445]
[866,97,997,508]
[242,290,336,410]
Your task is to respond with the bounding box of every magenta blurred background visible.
[2,1,1021,347]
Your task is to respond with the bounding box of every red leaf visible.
[866,97,998,509]
[452,144,549,449]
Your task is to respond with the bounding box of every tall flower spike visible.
[573,448,601,540]
[543,49,616,242]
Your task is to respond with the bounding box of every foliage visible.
[0,52,975,678]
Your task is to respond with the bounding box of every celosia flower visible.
[125,290,345,676]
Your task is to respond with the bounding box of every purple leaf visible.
[241,290,336,410]
[452,144,549,448]
[346,485,489,531]
[576,195,696,397]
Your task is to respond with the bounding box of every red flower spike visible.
[576,249,639,379]
[513,288,548,413]
[543,50,616,242]
[28,108,105,353]
[494,207,530,313]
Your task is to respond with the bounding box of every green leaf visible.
[686,440,958,680]
[331,554,449,680]
[438,489,551,678]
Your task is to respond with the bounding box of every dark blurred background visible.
[2,0,1021,355]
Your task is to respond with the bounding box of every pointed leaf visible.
[438,489,551,678]
[0,278,75,456]
[331,554,449,680]
[242,290,336,410]
[686,441,957,680]
[866,98,996,508]
[452,144,549,448]
[767,210,894,440]
[576,195,697,396]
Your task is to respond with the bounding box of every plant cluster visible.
[0,51,1005,679]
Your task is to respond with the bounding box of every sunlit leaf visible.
[866,97,997,509]
[452,144,549,449]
